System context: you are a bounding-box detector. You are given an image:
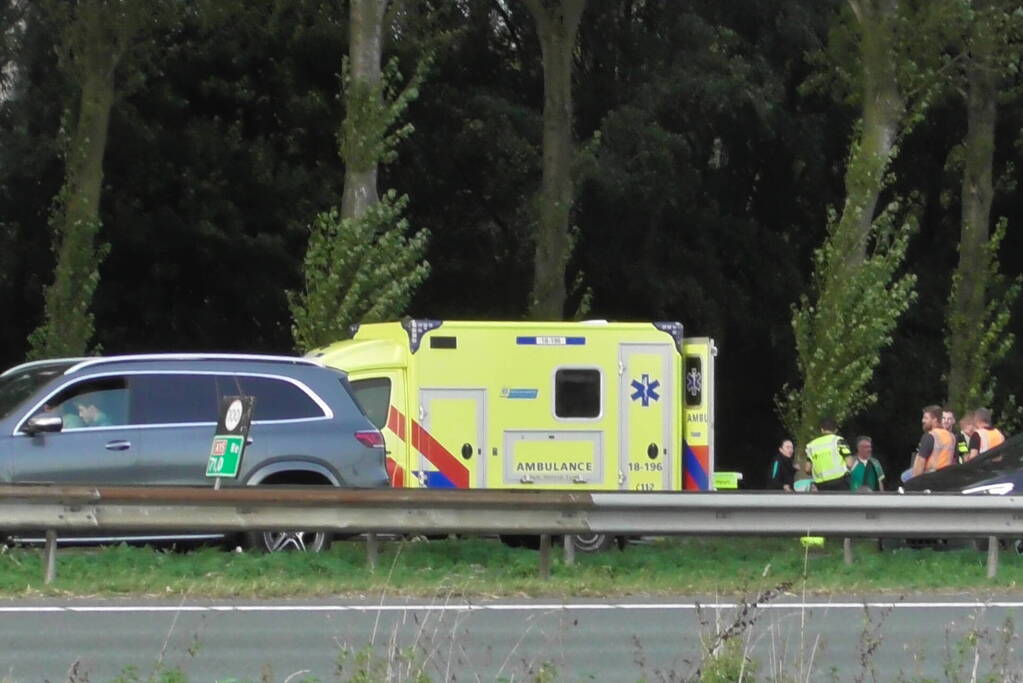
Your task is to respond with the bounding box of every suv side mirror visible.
[23,415,63,435]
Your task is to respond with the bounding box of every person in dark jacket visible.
[768,438,797,491]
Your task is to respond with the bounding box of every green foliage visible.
[699,638,757,683]
[778,200,917,448]
[291,37,433,352]
[27,111,109,360]
[946,218,1021,414]
[26,212,107,359]
[289,190,430,352]
[339,54,432,172]
[804,0,969,117]
[335,644,431,683]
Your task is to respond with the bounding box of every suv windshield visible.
[0,362,75,420]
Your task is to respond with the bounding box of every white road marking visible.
[0,601,1021,614]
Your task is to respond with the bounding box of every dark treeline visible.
[2,0,1022,483]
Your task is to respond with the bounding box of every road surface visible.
[0,595,1019,680]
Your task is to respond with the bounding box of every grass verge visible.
[0,536,1021,599]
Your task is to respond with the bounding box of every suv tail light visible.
[355,429,385,449]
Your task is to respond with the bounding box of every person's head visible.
[921,405,942,432]
[76,400,103,426]
[974,407,993,428]
[960,415,976,436]
[819,417,837,434]
[941,407,956,431]
[855,436,872,460]
[778,439,794,457]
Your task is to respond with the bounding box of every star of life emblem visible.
[686,367,702,397]
[630,374,661,407]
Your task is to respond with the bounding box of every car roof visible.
[3,354,323,378]
[0,358,86,378]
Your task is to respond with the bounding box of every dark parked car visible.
[899,434,1021,552]
[902,433,1022,495]
[0,354,389,552]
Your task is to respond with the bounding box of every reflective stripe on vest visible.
[978,428,1005,454]
[805,434,847,483]
[927,428,956,471]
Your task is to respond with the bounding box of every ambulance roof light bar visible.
[653,321,684,354]
[401,318,443,353]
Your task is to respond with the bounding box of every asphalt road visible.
[1,596,1021,681]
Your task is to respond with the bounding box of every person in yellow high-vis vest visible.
[804,418,851,491]
[911,405,956,477]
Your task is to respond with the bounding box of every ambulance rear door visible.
[618,342,676,491]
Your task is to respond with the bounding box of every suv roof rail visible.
[64,354,323,375]
[1,357,88,378]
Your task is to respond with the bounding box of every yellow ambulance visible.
[310,319,716,499]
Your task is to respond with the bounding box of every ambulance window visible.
[555,369,600,419]
[349,378,391,429]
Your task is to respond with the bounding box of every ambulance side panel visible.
[412,326,621,489]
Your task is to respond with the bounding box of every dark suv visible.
[0,354,389,552]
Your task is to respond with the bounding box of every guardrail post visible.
[563,534,575,566]
[43,529,57,584]
[843,538,853,565]
[987,536,999,579]
[366,533,378,572]
[539,534,552,580]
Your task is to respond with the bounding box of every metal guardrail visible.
[2,485,1021,582]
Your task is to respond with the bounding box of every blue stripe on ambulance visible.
[516,336,586,345]
[413,470,457,488]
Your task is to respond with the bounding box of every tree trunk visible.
[525,0,585,320]
[341,0,389,220]
[947,0,997,412]
[839,0,904,269]
[31,2,121,358]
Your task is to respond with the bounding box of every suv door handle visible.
[105,440,131,451]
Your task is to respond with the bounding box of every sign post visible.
[207,395,255,489]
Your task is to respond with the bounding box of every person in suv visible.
[0,354,389,552]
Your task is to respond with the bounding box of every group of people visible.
[767,406,1008,492]
[904,405,1005,482]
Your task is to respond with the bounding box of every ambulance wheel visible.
[571,533,616,553]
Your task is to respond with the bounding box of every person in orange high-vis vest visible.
[911,405,956,477]
[968,407,1006,461]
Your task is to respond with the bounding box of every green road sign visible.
[206,395,255,481]
[207,434,245,478]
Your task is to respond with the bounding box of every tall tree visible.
[340,0,389,220]
[523,0,585,319]
[946,0,1022,414]
[27,0,150,359]
[290,0,430,351]
[779,0,958,446]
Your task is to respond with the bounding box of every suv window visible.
[216,375,324,421]
[34,377,130,428]
[554,368,601,419]
[132,374,219,425]
[0,363,74,420]
[348,378,391,429]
